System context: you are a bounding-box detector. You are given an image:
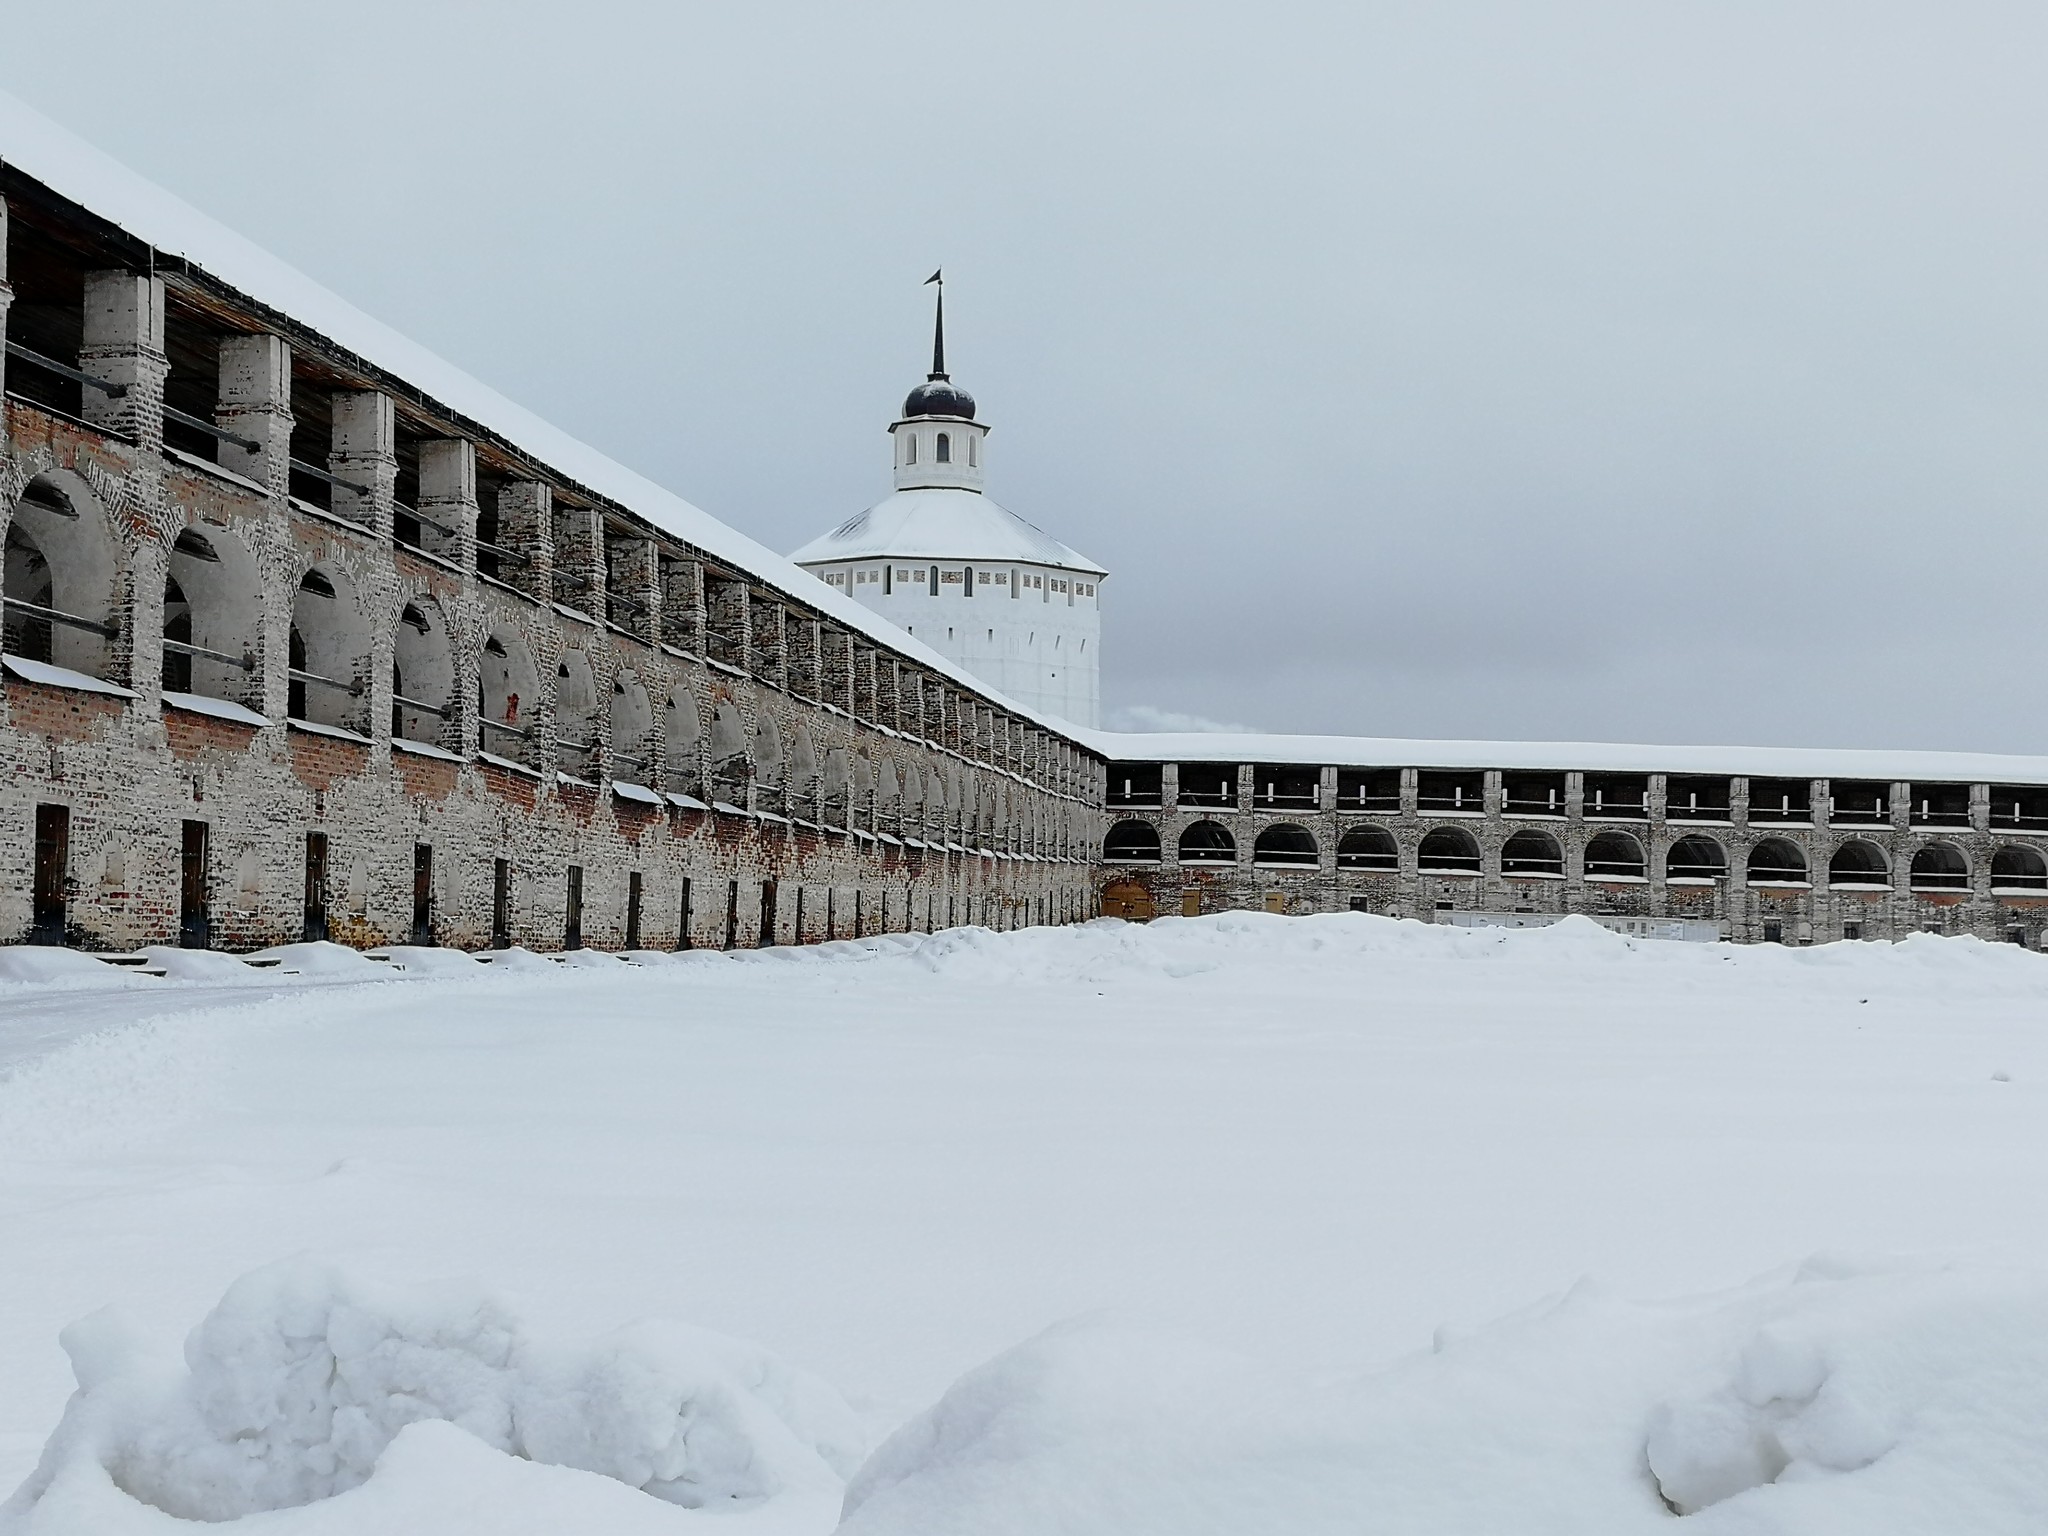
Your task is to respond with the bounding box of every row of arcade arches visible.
[1102,820,2048,891]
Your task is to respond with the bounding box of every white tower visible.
[792,279,1106,727]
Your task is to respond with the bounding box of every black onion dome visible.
[902,376,976,420]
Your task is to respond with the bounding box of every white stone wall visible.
[812,558,1101,727]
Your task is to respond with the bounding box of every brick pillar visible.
[819,626,851,709]
[417,442,480,759]
[495,480,553,602]
[609,535,659,642]
[552,501,604,618]
[81,271,168,691]
[787,616,819,698]
[330,391,395,537]
[216,334,293,496]
[865,652,890,726]
[750,598,786,687]
[705,576,749,668]
[80,271,168,446]
[660,556,702,653]
[419,439,479,573]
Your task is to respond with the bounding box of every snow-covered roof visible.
[789,487,1105,575]
[1079,729,2048,785]
[0,90,1089,746]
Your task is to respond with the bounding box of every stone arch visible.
[4,472,118,678]
[391,595,456,746]
[1417,826,1481,874]
[1666,835,1727,881]
[752,711,784,787]
[789,726,820,803]
[1105,819,1161,863]
[1336,824,1398,871]
[709,701,748,780]
[1992,844,2048,892]
[855,754,879,825]
[287,563,373,731]
[1253,822,1318,868]
[1747,838,1808,885]
[1584,830,1646,880]
[1179,820,1237,865]
[479,629,541,764]
[664,687,702,792]
[1501,829,1563,877]
[822,746,850,813]
[611,669,655,781]
[553,648,600,776]
[1826,839,1891,890]
[1909,842,1969,891]
[162,522,262,708]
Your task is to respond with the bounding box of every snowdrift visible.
[841,1257,2048,1535]
[0,1258,863,1534]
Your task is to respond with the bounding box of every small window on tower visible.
[905,436,917,465]
[968,437,978,467]
[936,433,951,463]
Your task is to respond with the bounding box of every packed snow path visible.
[5,914,2048,1531]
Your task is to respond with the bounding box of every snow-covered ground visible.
[4,915,2048,1531]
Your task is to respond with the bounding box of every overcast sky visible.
[10,3,2048,751]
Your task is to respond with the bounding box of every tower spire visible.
[925,268,947,379]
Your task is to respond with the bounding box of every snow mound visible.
[366,946,484,976]
[839,1260,2048,1535]
[1,1257,863,1531]
[0,950,139,988]
[248,942,391,975]
[471,946,561,972]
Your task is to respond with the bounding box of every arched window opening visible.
[479,631,540,766]
[751,712,785,794]
[1584,830,1646,880]
[611,671,655,783]
[821,747,851,823]
[1501,830,1564,877]
[1254,823,1319,868]
[665,690,703,795]
[391,599,454,748]
[1666,836,1727,881]
[935,432,951,463]
[1827,840,1891,890]
[163,523,262,708]
[1417,826,1481,874]
[5,474,117,678]
[1992,844,2048,893]
[1179,820,1237,865]
[928,565,939,596]
[287,565,371,732]
[1909,843,1969,892]
[789,727,821,811]
[1747,838,1809,886]
[553,651,599,777]
[162,575,192,693]
[709,702,749,797]
[1105,820,1161,863]
[1337,825,1399,871]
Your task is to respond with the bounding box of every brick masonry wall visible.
[1,402,1099,954]
[1097,795,2048,945]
